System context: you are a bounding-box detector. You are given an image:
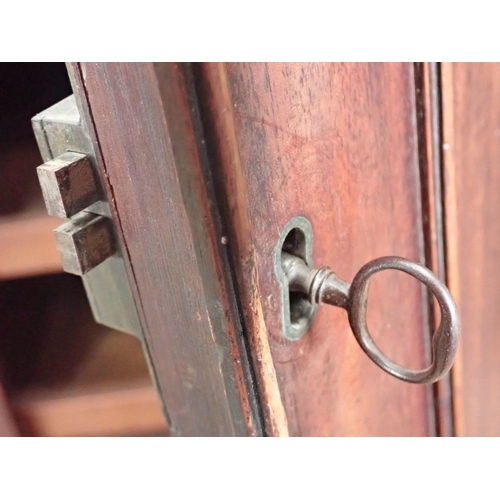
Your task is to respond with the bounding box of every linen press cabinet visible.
[2,62,497,436]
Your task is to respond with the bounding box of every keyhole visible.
[274,216,317,341]
[282,228,311,330]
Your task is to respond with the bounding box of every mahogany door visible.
[66,62,457,436]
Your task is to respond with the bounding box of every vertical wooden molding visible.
[152,63,262,435]
[67,63,263,436]
[440,62,464,437]
[65,63,172,430]
[198,63,289,437]
[415,62,455,436]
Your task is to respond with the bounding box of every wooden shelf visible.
[0,138,63,281]
[0,64,163,437]
[0,385,18,436]
[3,274,169,437]
[10,324,169,436]
[12,382,167,437]
[0,195,62,281]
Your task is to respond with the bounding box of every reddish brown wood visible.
[0,147,62,281]
[12,383,166,437]
[2,270,166,437]
[442,63,500,436]
[414,62,454,436]
[0,203,62,280]
[68,63,262,436]
[0,385,18,436]
[197,62,435,436]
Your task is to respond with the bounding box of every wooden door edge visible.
[440,62,465,437]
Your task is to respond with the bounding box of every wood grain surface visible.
[197,62,436,436]
[442,62,500,436]
[415,62,454,436]
[68,63,262,436]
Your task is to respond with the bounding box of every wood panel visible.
[415,62,454,436]
[442,63,500,436]
[197,63,435,436]
[68,63,262,436]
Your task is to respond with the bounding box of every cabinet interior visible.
[0,63,168,436]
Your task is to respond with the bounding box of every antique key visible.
[276,216,460,384]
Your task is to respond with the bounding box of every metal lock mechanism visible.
[33,96,142,338]
[275,216,460,384]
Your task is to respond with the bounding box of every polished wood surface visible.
[415,62,454,436]
[68,63,262,436]
[198,63,435,436]
[442,62,500,436]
